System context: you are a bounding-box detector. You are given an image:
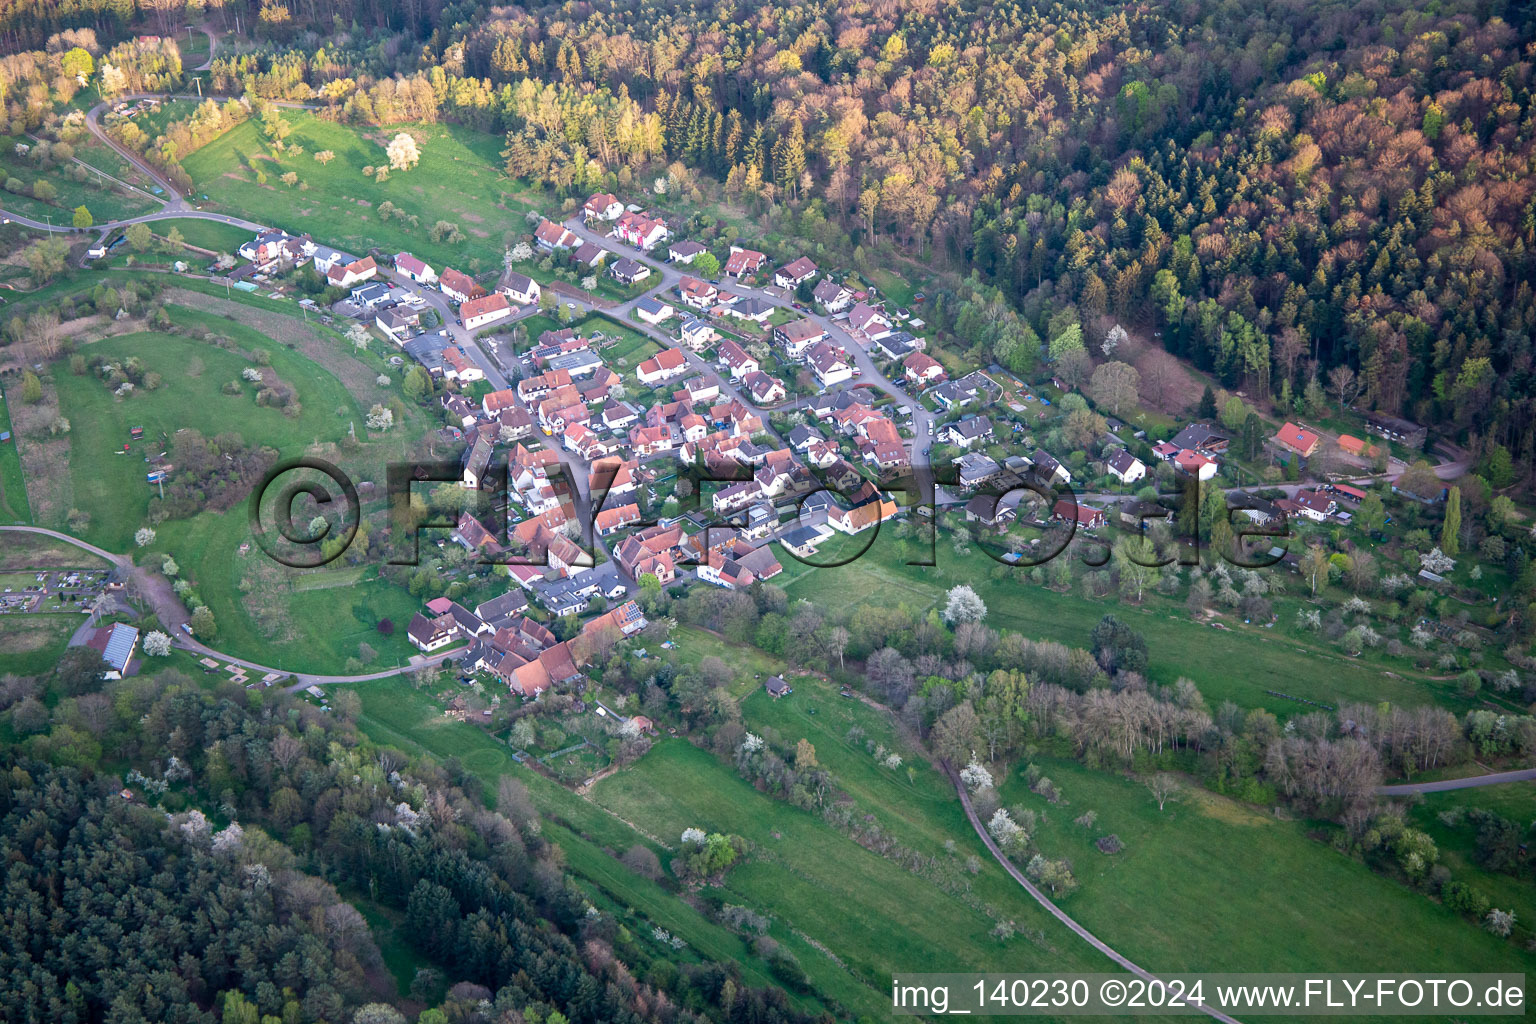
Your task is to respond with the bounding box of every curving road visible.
[952,769,1245,1024]
[0,525,464,687]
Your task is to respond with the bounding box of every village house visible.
[774,256,818,289]
[394,252,437,284]
[462,293,514,331]
[1170,423,1230,454]
[325,254,378,288]
[583,192,624,221]
[405,331,454,376]
[724,246,767,278]
[956,452,1002,489]
[678,276,719,309]
[564,242,603,270]
[668,240,707,264]
[500,271,540,306]
[812,278,853,312]
[636,297,676,324]
[611,257,651,284]
[1292,489,1337,521]
[461,434,494,489]
[724,297,774,323]
[1052,500,1108,529]
[717,339,759,378]
[964,494,1016,530]
[1106,448,1147,485]
[1174,449,1217,480]
[595,503,642,535]
[636,347,689,386]
[438,267,481,304]
[442,347,484,383]
[1032,449,1071,485]
[1337,434,1381,459]
[943,416,993,450]
[1274,422,1322,458]
[903,351,945,385]
[774,318,826,358]
[534,218,579,250]
[828,491,899,535]
[808,342,854,387]
[614,211,670,250]
[847,302,893,342]
[741,371,786,405]
[374,304,419,342]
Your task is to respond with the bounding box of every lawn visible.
[0,611,79,674]
[181,113,536,273]
[0,384,30,523]
[994,757,1533,981]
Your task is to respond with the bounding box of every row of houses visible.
[408,593,646,697]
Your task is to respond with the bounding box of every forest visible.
[0,665,822,1024]
[6,0,1530,468]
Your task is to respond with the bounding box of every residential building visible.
[374,304,419,341]
[583,192,624,221]
[534,218,578,250]
[1106,449,1147,485]
[848,301,893,341]
[812,278,853,312]
[1170,423,1230,454]
[395,253,436,284]
[614,211,669,250]
[808,342,853,386]
[724,297,774,323]
[1052,500,1107,529]
[1032,449,1071,485]
[571,241,606,268]
[636,348,689,386]
[717,339,758,378]
[774,256,818,289]
[741,371,786,405]
[611,257,651,284]
[462,293,514,331]
[943,416,993,449]
[903,351,945,385]
[635,297,676,324]
[668,240,707,264]
[1274,422,1321,457]
[774,318,826,357]
[439,267,480,304]
[500,271,540,306]
[678,276,719,309]
[724,246,767,278]
[1293,489,1336,521]
[1174,449,1217,480]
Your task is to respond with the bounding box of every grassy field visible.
[0,384,29,523]
[48,314,360,552]
[144,217,253,253]
[181,113,536,273]
[0,532,107,570]
[781,526,1471,718]
[349,678,822,1009]
[995,757,1533,979]
[1406,787,1536,940]
[0,611,80,674]
[0,136,160,223]
[13,294,436,670]
[593,740,1106,1019]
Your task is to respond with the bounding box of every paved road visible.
[1377,768,1536,795]
[953,769,1245,1024]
